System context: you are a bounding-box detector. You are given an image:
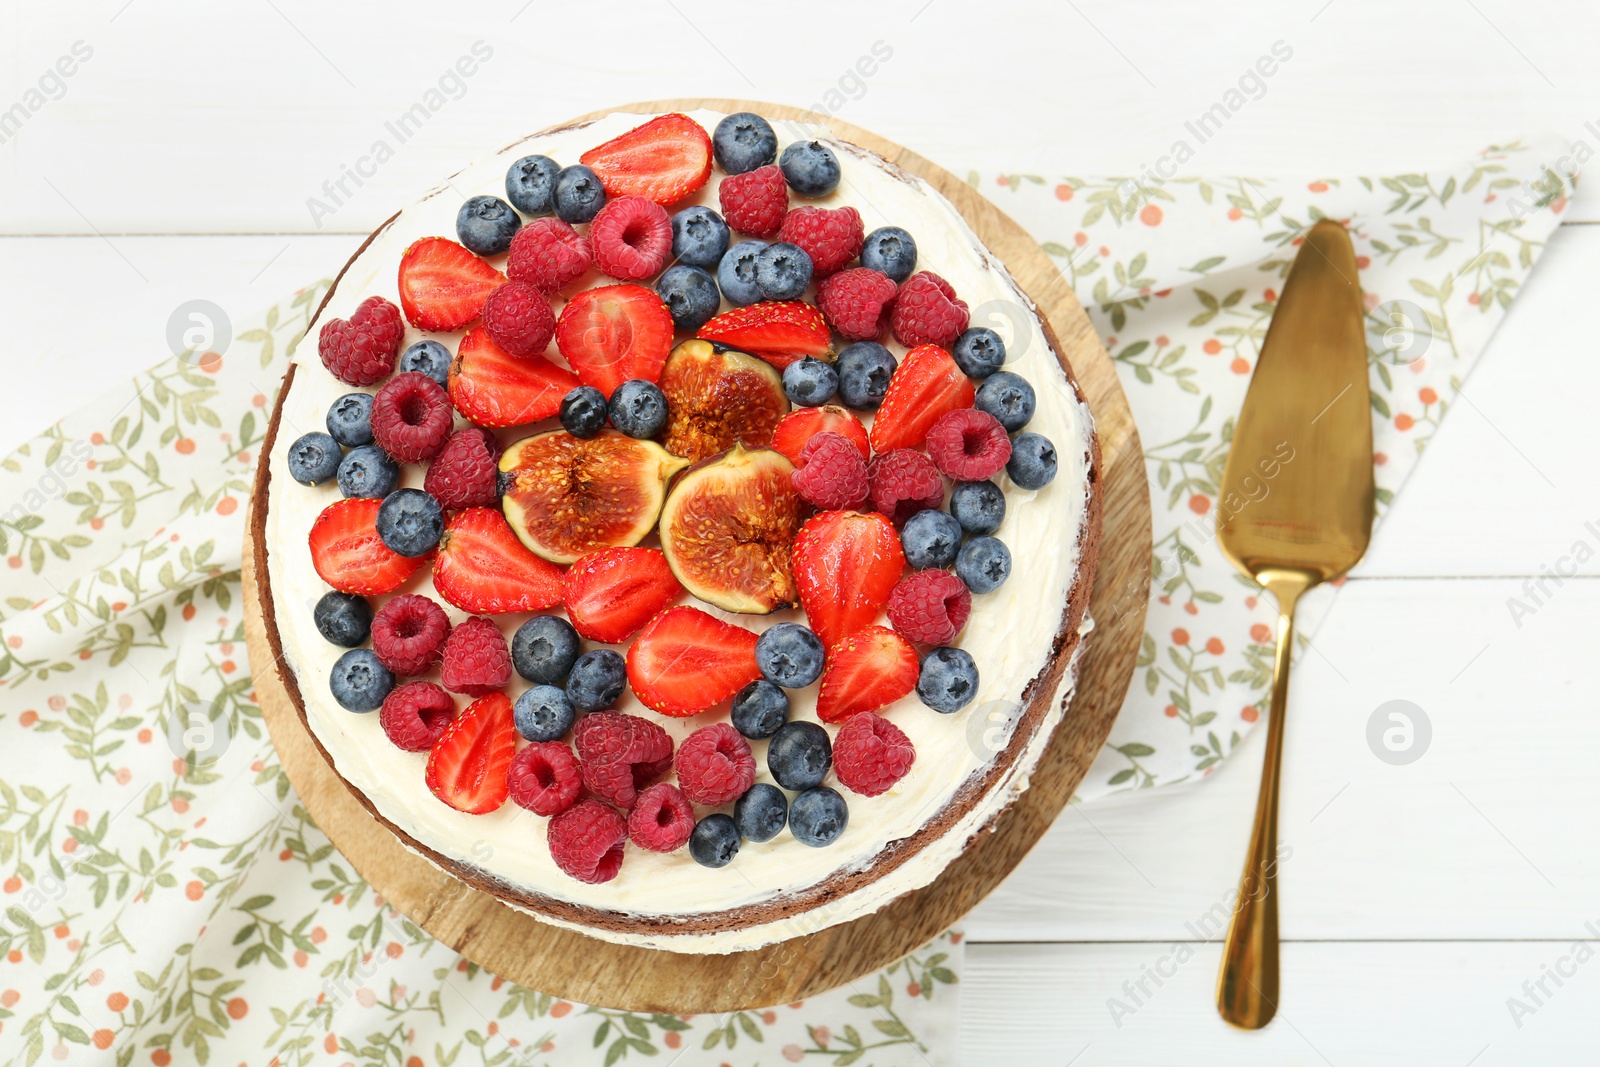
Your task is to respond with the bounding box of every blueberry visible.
[836,342,896,411]
[608,379,668,439]
[326,392,374,447]
[952,327,1007,379]
[755,623,824,688]
[712,112,778,175]
[731,680,789,739]
[779,141,841,198]
[670,205,730,269]
[656,265,721,331]
[974,372,1036,432]
[689,813,741,868]
[505,154,561,216]
[917,647,978,713]
[329,648,393,712]
[734,783,788,843]
[287,432,342,487]
[399,340,452,387]
[789,786,848,847]
[314,591,371,648]
[375,489,443,557]
[337,445,398,499]
[566,649,626,712]
[900,510,963,570]
[783,357,837,407]
[957,536,1012,593]
[755,242,812,301]
[456,195,521,256]
[718,240,766,306]
[1007,432,1057,490]
[554,164,606,224]
[767,720,831,791]
[950,480,1006,535]
[860,226,917,283]
[514,684,577,742]
[559,385,609,439]
[512,614,580,685]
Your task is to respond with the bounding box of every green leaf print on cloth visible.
[976,138,1572,798]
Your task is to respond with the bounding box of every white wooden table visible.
[4,2,1597,1061]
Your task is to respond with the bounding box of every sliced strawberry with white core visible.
[816,625,920,723]
[555,284,674,398]
[579,113,713,207]
[425,692,516,814]
[696,301,833,371]
[432,507,564,615]
[309,498,427,596]
[625,606,761,717]
[448,327,579,428]
[397,237,504,332]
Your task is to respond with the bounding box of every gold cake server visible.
[1214,218,1374,1029]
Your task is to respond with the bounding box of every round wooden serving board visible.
[242,99,1151,1012]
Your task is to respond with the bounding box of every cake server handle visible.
[1215,569,1306,1030]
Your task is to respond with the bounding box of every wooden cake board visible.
[242,99,1151,1012]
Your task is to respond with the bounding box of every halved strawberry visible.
[770,405,870,465]
[625,606,761,717]
[308,497,426,595]
[449,326,579,428]
[564,547,684,643]
[397,237,505,331]
[697,302,833,371]
[555,284,674,398]
[433,507,564,614]
[425,691,516,814]
[868,344,976,453]
[792,510,906,650]
[816,625,920,723]
[579,113,713,207]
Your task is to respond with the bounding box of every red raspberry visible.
[792,431,869,509]
[481,280,556,359]
[370,594,451,676]
[887,569,971,645]
[833,712,916,797]
[572,711,673,809]
[507,740,582,817]
[318,295,404,387]
[588,196,673,281]
[778,205,864,278]
[547,799,627,884]
[378,681,456,752]
[507,217,592,292]
[719,164,788,238]
[627,783,695,852]
[424,427,502,510]
[867,448,944,525]
[925,408,1012,480]
[674,722,756,805]
[891,271,969,348]
[438,615,511,696]
[371,372,454,463]
[816,268,897,342]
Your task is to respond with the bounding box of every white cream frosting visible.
[263,110,1096,953]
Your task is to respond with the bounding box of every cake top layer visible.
[264,109,1096,951]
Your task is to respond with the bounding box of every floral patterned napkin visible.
[0,140,1570,1065]
[979,139,1573,796]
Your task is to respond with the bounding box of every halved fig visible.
[658,443,802,614]
[658,339,790,462]
[500,429,689,564]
